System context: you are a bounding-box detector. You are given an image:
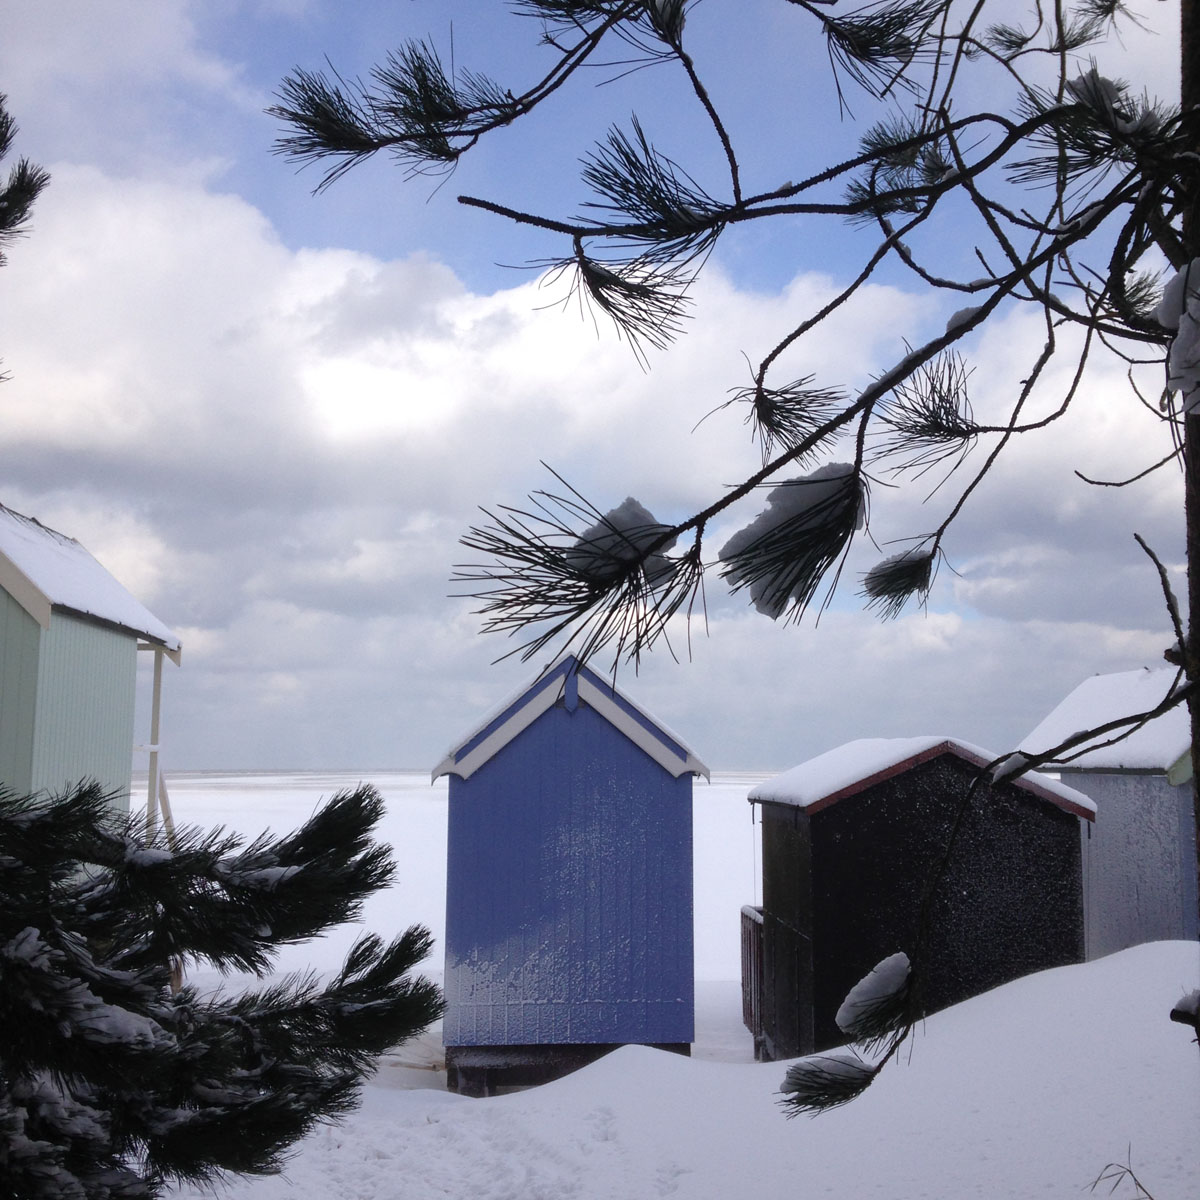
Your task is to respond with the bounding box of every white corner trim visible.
[0,555,51,629]
[577,675,709,779]
[431,681,563,781]
[432,667,709,783]
[1167,749,1193,787]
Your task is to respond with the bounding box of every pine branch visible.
[872,351,979,475]
[776,954,918,1116]
[559,244,695,358]
[843,115,952,224]
[1010,71,1177,189]
[271,8,636,189]
[68,787,397,979]
[719,464,867,622]
[860,547,937,616]
[579,116,725,263]
[821,0,944,103]
[834,951,913,1050]
[0,784,441,1196]
[979,21,1035,56]
[0,94,49,285]
[510,1,631,25]
[720,375,847,464]
[1052,0,1136,54]
[455,473,703,665]
[269,45,513,187]
[780,1050,880,1114]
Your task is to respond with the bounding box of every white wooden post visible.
[158,770,177,845]
[145,645,164,833]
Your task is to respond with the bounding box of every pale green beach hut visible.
[0,503,180,813]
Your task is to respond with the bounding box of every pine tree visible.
[0,94,50,381]
[0,782,443,1198]
[270,0,1200,1098]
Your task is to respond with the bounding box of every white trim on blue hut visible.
[433,654,709,783]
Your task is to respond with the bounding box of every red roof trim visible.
[796,740,1094,820]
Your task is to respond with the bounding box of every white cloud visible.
[0,32,1182,771]
[2,2,234,94]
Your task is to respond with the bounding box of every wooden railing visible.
[741,904,764,1043]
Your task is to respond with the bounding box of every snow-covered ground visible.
[159,770,1199,1200]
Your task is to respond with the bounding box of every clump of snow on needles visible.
[835,951,910,1036]
[1154,258,1200,411]
[945,306,981,334]
[719,463,863,618]
[565,497,675,585]
[1066,67,1159,137]
[780,1048,875,1096]
[990,751,1031,783]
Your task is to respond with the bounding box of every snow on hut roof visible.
[1018,668,1190,783]
[748,736,1095,819]
[0,504,181,654]
[432,654,708,782]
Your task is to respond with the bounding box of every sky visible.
[0,1,1188,772]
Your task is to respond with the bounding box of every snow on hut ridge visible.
[1019,666,1190,782]
[748,735,1095,818]
[0,503,180,654]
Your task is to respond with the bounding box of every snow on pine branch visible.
[780,1050,879,1115]
[564,496,677,585]
[835,951,911,1044]
[1064,67,1161,139]
[457,481,703,666]
[1154,258,1200,412]
[780,951,913,1115]
[719,463,865,620]
[860,548,935,617]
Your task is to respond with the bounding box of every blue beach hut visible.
[432,654,708,1095]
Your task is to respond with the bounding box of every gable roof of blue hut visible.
[432,654,709,782]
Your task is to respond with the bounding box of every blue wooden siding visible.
[445,698,694,1047]
[587,673,689,761]
[454,661,569,765]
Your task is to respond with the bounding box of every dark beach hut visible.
[741,736,1093,1062]
[432,654,708,1095]
[1020,667,1199,959]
